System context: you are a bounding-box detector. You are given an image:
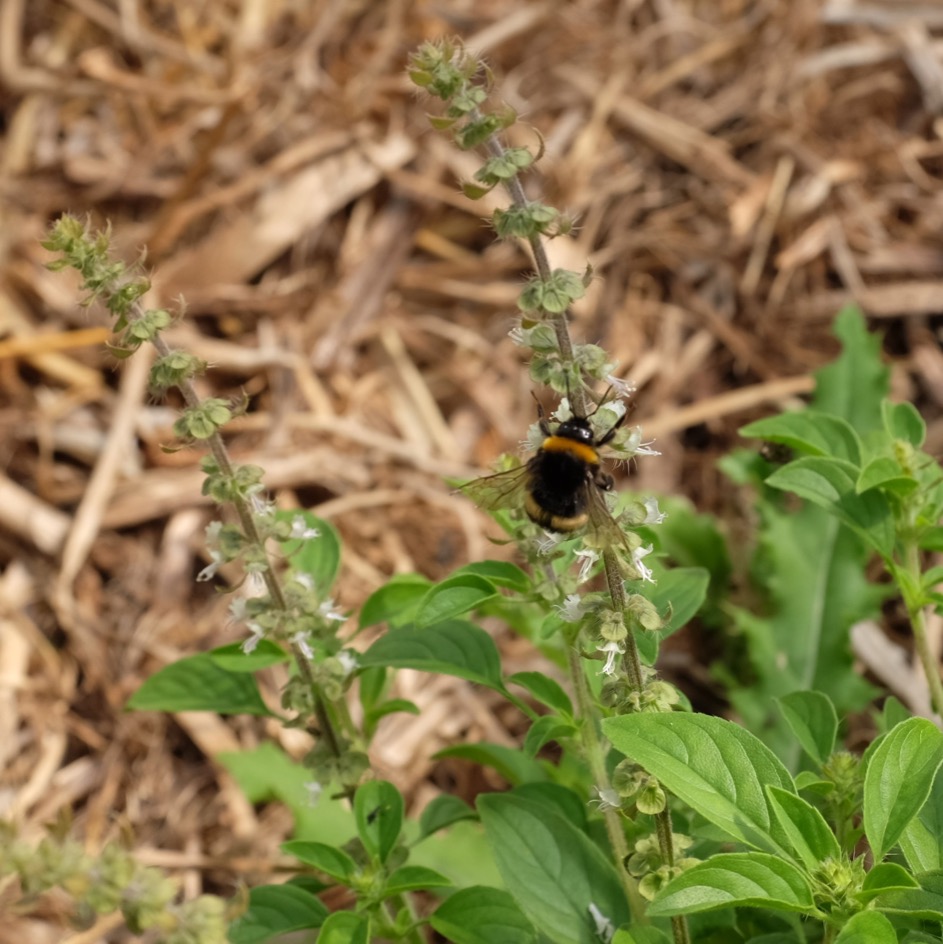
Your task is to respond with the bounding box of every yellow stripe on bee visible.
[541,437,599,464]
[524,494,588,532]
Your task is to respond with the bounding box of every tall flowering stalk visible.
[42,218,365,798]
[410,39,692,943]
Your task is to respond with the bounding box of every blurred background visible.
[3,0,943,939]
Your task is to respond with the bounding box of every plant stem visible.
[607,546,690,944]
[486,124,693,942]
[383,894,425,944]
[49,220,356,800]
[150,331,350,766]
[604,551,643,692]
[911,604,943,717]
[670,914,691,944]
[653,809,690,944]
[567,646,647,923]
[484,136,586,413]
[903,544,943,718]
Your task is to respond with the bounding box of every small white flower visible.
[245,572,266,596]
[588,902,615,944]
[536,532,564,555]
[555,594,586,622]
[250,494,276,517]
[290,515,320,540]
[318,599,346,622]
[508,324,526,346]
[589,786,621,812]
[575,548,599,583]
[621,426,641,452]
[598,640,624,676]
[605,374,635,399]
[337,649,359,676]
[293,572,315,592]
[204,520,222,545]
[242,621,265,654]
[291,631,314,661]
[518,423,547,452]
[196,549,224,582]
[642,497,667,525]
[228,597,247,622]
[633,544,655,583]
[303,781,323,806]
[623,426,661,457]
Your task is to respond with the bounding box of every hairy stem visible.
[147,335,350,768]
[903,543,943,718]
[654,810,690,944]
[567,647,647,923]
[487,130,689,942]
[609,548,689,940]
[484,136,585,413]
[604,550,643,692]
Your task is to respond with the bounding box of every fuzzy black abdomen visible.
[526,450,589,518]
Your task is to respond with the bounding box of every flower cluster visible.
[43,217,361,800]
[626,833,698,901]
[411,37,696,931]
[43,217,217,409]
[0,829,230,944]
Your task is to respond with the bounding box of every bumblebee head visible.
[555,416,595,444]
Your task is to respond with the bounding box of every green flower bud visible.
[647,680,680,711]
[821,751,860,792]
[636,778,667,815]
[518,269,586,315]
[126,307,171,343]
[456,113,507,150]
[639,866,672,901]
[529,353,567,388]
[625,594,663,633]
[598,607,627,642]
[611,759,643,797]
[338,751,371,788]
[165,894,228,944]
[493,202,559,239]
[150,351,205,391]
[106,278,150,317]
[174,399,232,440]
[573,343,610,375]
[600,677,629,709]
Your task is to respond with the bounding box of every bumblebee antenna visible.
[531,390,551,435]
[587,384,615,417]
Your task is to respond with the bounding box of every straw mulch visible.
[3,0,943,939]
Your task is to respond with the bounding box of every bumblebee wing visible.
[584,480,632,551]
[458,463,531,512]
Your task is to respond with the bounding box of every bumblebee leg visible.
[592,467,614,491]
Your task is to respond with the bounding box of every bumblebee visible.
[460,400,627,546]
